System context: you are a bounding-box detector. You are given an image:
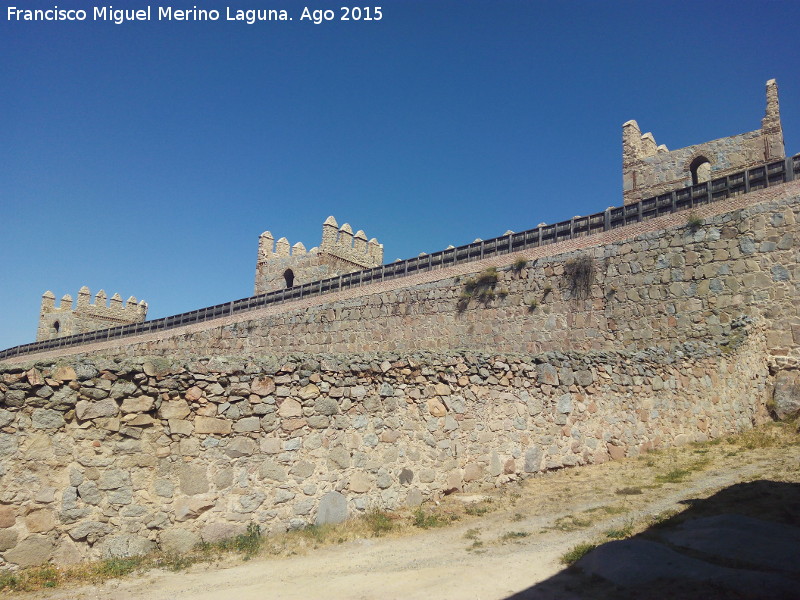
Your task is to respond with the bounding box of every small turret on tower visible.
[36,286,148,341]
[254,215,385,295]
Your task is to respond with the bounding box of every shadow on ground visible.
[506,480,800,600]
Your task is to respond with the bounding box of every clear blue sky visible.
[2,0,798,349]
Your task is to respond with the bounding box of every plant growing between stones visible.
[562,254,596,300]
[457,268,499,312]
[511,258,528,273]
[686,213,703,232]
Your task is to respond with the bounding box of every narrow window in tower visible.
[283,269,295,288]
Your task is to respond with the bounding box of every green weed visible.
[412,508,447,529]
[560,542,597,566]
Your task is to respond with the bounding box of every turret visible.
[338,223,354,248]
[77,286,91,308]
[321,215,339,248]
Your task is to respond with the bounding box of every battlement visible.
[255,216,384,294]
[37,286,147,341]
[320,216,383,267]
[623,79,785,204]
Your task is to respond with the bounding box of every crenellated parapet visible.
[319,216,383,268]
[37,287,147,341]
[254,216,384,295]
[623,79,786,204]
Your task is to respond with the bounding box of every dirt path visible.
[14,430,800,600]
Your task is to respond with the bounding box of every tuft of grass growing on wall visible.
[563,254,596,300]
[457,268,499,311]
[511,258,528,273]
[686,213,703,231]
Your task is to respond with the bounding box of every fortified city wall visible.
[0,334,772,568]
[1,79,797,570]
[0,181,797,569]
[16,181,797,364]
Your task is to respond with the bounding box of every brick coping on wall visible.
[5,179,799,365]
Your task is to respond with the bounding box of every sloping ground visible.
[8,424,800,600]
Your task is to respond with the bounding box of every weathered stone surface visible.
[773,370,800,420]
[233,416,261,433]
[98,469,130,490]
[225,437,257,458]
[195,416,232,435]
[174,497,214,521]
[608,443,626,461]
[159,399,191,420]
[179,464,209,495]
[68,520,112,542]
[201,522,246,544]
[314,397,339,416]
[52,536,84,566]
[169,419,194,436]
[160,528,201,554]
[574,370,594,387]
[290,460,315,480]
[434,383,450,396]
[315,491,348,525]
[349,472,372,493]
[121,396,155,413]
[251,377,275,396]
[98,533,156,559]
[0,528,19,551]
[53,366,77,381]
[406,488,423,507]
[25,509,56,533]
[77,481,102,505]
[537,364,559,385]
[278,398,302,417]
[298,383,320,400]
[258,459,287,482]
[4,535,54,567]
[524,446,542,472]
[75,398,119,421]
[463,463,483,482]
[0,409,15,428]
[184,386,204,401]
[427,398,447,417]
[31,408,64,430]
[110,379,138,399]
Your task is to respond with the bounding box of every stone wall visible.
[40,183,797,364]
[0,330,772,569]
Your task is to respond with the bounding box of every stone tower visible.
[37,287,148,341]
[623,79,785,204]
[254,216,384,295]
